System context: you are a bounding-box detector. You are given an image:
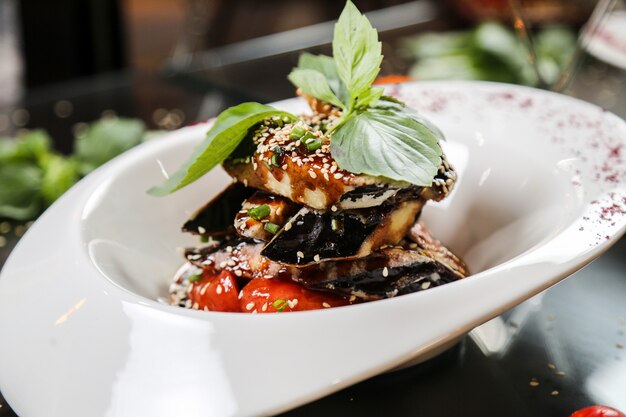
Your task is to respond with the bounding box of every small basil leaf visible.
[75,118,145,175]
[287,68,344,108]
[297,53,350,105]
[0,162,43,220]
[0,130,52,164]
[330,104,442,186]
[148,103,297,196]
[354,86,384,109]
[332,0,382,104]
[40,155,80,206]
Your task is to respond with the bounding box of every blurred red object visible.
[571,406,626,417]
[374,74,414,85]
[447,0,596,24]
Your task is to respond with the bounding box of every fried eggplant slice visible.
[222,123,456,210]
[407,221,468,277]
[183,183,254,237]
[234,192,300,241]
[183,229,467,301]
[261,200,424,266]
[291,246,463,300]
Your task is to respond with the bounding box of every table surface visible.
[1,55,626,416]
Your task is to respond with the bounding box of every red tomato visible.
[571,406,626,417]
[239,278,349,313]
[189,270,240,312]
[373,74,414,85]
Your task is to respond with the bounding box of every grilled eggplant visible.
[183,183,254,237]
[222,122,456,211]
[234,192,300,241]
[261,200,424,265]
[181,224,467,302]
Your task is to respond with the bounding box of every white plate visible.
[1,81,626,417]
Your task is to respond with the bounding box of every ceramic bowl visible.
[1,81,625,417]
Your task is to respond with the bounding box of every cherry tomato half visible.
[571,406,626,417]
[189,270,240,312]
[239,278,349,313]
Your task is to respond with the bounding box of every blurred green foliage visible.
[401,22,576,87]
[0,118,157,221]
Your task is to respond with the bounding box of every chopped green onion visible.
[249,204,271,220]
[264,222,280,234]
[263,161,273,171]
[200,236,209,243]
[188,274,202,283]
[272,298,288,312]
[306,137,322,151]
[289,126,307,140]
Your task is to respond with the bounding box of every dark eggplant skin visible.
[260,206,391,265]
[261,199,423,266]
[291,247,462,300]
[183,232,466,301]
[183,183,254,236]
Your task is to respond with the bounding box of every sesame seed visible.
[227,260,236,266]
[219,261,227,268]
[331,205,338,212]
[323,172,330,181]
[238,290,243,299]
[297,251,304,259]
[262,303,268,312]
[0,236,6,248]
[333,173,343,179]
[349,295,356,302]
[243,179,248,187]
[314,254,321,262]
[226,246,233,253]
[234,270,243,277]
[322,302,331,308]
[216,284,223,294]
[551,390,559,396]
[421,281,431,290]
[246,302,255,311]
[200,283,210,295]
[529,379,539,387]
[547,363,556,369]
[284,222,292,231]
[555,371,566,376]
[309,171,317,179]
[282,164,288,170]
[192,302,199,310]
[382,267,389,277]
[197,226,206,234]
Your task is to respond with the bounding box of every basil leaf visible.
[0,162,43,220]
[0,130,52,165]
[354,86,384,109]
[40,155,80,206]
[148,103,297,196]
[296,53,350,105]
[332,1,382,105]
[76,118,145,175]
[287,68,344,108]
[330,103,442,186]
